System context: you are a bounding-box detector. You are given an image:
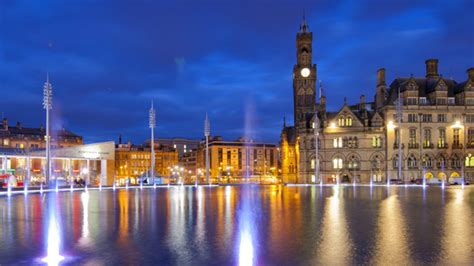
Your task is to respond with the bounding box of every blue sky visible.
[0,0,473,144]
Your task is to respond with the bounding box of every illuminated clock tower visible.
[293,15,317,129]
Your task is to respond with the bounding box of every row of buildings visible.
[115,136,278,184]
[0,119,278,185]
[280,16,474,184]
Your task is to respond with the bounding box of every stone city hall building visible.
[280,16,474,184]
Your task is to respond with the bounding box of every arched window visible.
[452,154,461,169]
[392,155,399,169]
[408,154,417,168]
[372,155,381,170]
[332,157,343,169]
[465,153,474,167]
[348,156,359,170]
[423,154,433,169]
[346,116,353,126]
[437,156,446,169]
[338,116,345,127]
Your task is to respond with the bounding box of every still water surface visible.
[0,185,473,265]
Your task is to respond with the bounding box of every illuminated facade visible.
[115,142,178,184]
[0,118,83,150]
[0,142,115,186]
[381,63,474,183]
[281,16,474,184]
[196,136,278,183]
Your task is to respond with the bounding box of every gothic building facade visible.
[280,17,474,184]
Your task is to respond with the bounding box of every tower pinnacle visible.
[299,10,309,33]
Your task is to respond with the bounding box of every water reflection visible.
[0,186,472,265]
[372,193,411,265]
[237,187,257,266]
[78,192,90,246]
[440,189,473,264]
[315,186,353,265]
[41,194,64,265]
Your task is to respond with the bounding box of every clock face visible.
[301,68,310,78]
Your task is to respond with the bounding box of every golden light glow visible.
[451,120,463,129]
[387,120,395,130]
[329,122,336,129]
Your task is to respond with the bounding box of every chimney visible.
[118,134,122,144]
[425,59,439,78]
[468,67,474,81]
[376,68,386,86]
[360,95,366,110]
[16,121,21,129]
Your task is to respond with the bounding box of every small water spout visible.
[422,167,427,189]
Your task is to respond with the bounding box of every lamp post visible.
[149,101,156,187]
[204,113,210,185]
[314,113,320,184]
[43,74,53,187]
[462,114,466,188]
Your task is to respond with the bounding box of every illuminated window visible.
[338,116,345,127]
[333,137,343,148]
[438,128,446,148]
[345,116,352,126]
[332,157,343,169]
[372,136,381,148]
[453,128,460,145]
[423,128,431,148]
[465,154,474,167]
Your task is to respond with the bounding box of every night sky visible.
[1,0,473,144]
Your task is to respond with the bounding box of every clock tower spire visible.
[293,14,317,129]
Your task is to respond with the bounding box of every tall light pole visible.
[314,113,320,184]
[397,85,403,183]
[43,73,52,187]
[204,113,210,185]
[149,101,156,186]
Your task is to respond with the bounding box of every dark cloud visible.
[0,0,472,144]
